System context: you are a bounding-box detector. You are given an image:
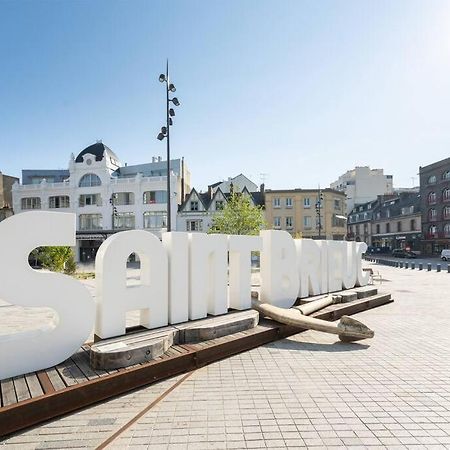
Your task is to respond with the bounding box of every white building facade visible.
[177,174,264,233]
[12,142,190,262]
[330,166,393,214]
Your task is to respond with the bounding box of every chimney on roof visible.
[152,156,156,163]
[158,156,162,162]
[260,183,265,193]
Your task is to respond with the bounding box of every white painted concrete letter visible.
[95,230,168,339]
[342,241,357,289]
[228,235,262,310]
[260,230,299,308]
[327,241,344,292]
[296,239,322,298]
[162,232,189,324]
[0,212,95,379]
[355,242,370,286]
[189,234,228,319]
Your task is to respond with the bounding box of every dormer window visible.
[190,201,199,211]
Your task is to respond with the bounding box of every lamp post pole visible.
[157,60,180,233]
[165,61,171,232]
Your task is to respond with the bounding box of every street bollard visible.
[396,261,399,268]
[437,264,441,273]
[411,262,415,270]
[427,263,432,271]
[419,263,423,270]
[405,262,409,269]
[448,265,450,273]
[399,262,403,268]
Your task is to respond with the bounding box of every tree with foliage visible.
[209,192,266,235]
[32,246,77,275]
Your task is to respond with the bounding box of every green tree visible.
[209,192,266,235]
[34,246,77,275]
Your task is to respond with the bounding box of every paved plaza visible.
[2,264,450,449]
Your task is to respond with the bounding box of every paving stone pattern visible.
[2,264,450,449]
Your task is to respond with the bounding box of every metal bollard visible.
[448,265,450,273]
[427,263,432,271]
[405,262,409,269]
[399,262,403,268]
[419,263,423,270]
[396,261,399,268]
[437,264,441,272]
[411,262,415,270]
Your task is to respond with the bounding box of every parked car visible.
[392,249,417,258]
[441,249,450,261]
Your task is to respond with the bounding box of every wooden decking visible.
[0,291,393,437]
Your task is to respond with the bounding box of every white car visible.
[441,249,450,261]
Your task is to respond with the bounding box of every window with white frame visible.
[79,193,102,207]
[143,211,167,229]
[443,206,450,219]
[443,188,450,202]
[273,198,280,208]
[215,200,224,210]
[190,200,199,211]
[21,197,41,209]
[114,212,135,230]
[285,198,293,208]
[303,216,312,229]
[428,192,437,205]
[186,220,202,231]
[273,216,281,228]
[428,175,437,185]
[79,214,102,230]
[303,198,311,208]
[443,170,450,180]
[286,216,293,229]
[49,196,70,208]
[79,173,101,187]
[444,223,450,237]
[143,191,167,204]
[114,192,135,205]
[429,208,437,221]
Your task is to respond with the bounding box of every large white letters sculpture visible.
[0,214,369,378]
[0,212,95,379]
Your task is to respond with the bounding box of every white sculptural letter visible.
[260,230,299,308]
[162,232,189,324]
[0,212,95,379]
[95,230,168,339]
[355,242,370,286]
[228,235,263,310]
[342,241,357,289]
[327,241,344,292]
[189,233,228,319]
[296,239,322,298]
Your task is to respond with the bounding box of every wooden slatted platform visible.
[0,291,393,437]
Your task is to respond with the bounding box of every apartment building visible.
[370,192,421,252]
[177,174,263,233]
[12,142,190,262]
[419,157,450,255]
[0,171,19,222]
[264,189,347,240]
[330,166,393,214]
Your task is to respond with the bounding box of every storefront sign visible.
[0,212,368,379]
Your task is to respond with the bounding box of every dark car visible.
[392,249,417,258]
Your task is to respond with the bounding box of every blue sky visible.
[1,0,449,189]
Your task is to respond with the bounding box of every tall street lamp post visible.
[157,60,180,232]
[315,188,324,239]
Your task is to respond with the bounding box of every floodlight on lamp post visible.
[156,60,180,232]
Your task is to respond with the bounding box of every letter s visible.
[0,212,95,379]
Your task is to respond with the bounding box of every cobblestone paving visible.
[2,264,450,449]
